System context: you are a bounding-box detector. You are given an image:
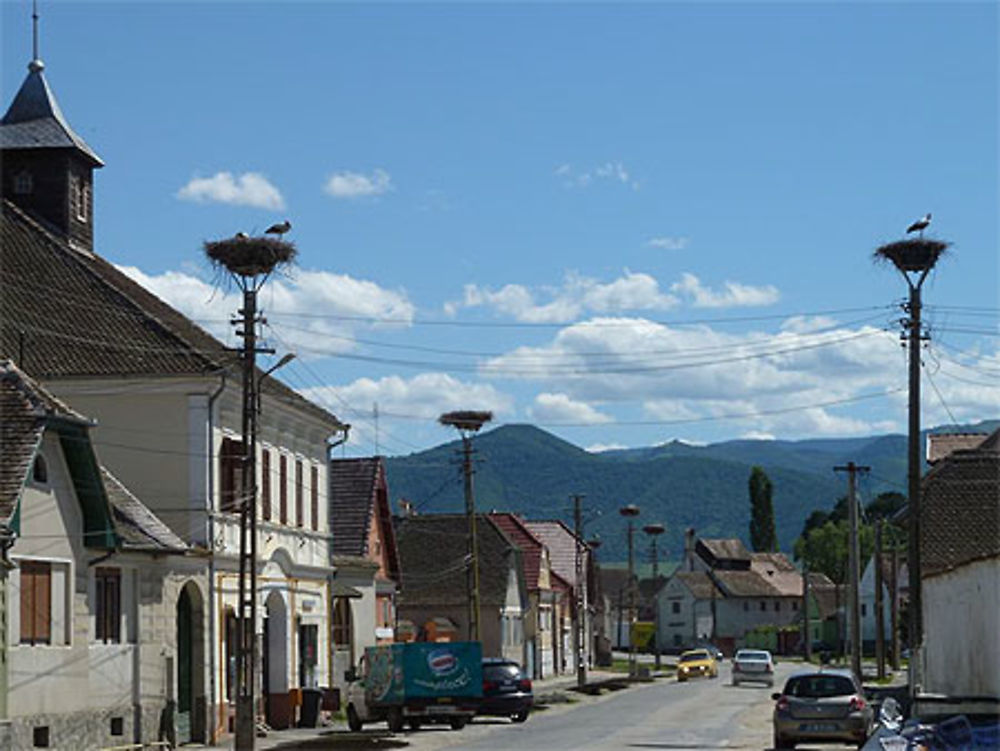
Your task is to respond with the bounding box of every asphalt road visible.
[272,661,866,751]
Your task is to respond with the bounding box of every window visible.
[792,601,799,611]
[20,561,51,645]
[14,171,32,194]
[298,621,318,688]
[95,567,121,643]
[333,598,352,647]
[861,603,867,617]
[220,437,244,513]
[279,454,288,524]
[80,182,91,223]
[32,455,47,483]
[775,601,781,612]
[295,460,304,528]
[261,449,271,521]
[671,601,681,614]
[310,465,319,532]
[743,601,749,612]
[759,601,766,612]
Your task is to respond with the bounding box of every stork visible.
[265,220,292,236]
[906,213,931,237]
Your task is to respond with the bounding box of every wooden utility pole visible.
[803,561,812,662]
[573,494,586,688]
[891,538,901,671]
[643,523,665,671]
[619,504,640,678]
[835,461,868,682]
[875,519,886,679]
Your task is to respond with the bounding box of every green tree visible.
[793,519,875,585]
[748,466,777,552]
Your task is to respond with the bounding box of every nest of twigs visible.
[204,236,297,277]
[439,410,493,431]
[873,238,949,273]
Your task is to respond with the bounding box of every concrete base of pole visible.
[235,697,256,750]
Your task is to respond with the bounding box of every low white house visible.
[657,571,719,650]
[1,361,205,751]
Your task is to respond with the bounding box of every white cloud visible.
[781,315,838,334]
[303,373,514,423]
[528,393,613,424]
[647,237,689,251]
[116,264,414,358]
[176,171,285,210]
[586,442,627,453]
[323,169,393,199]
[671,272,780,308]
[447,271,679,323]
[556,161,636,189]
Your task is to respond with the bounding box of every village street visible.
[255,660,861,751]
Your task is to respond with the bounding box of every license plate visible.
[803,723,838,732]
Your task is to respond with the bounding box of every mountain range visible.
[383,420,999,564]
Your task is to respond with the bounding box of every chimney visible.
[685,528,696,572]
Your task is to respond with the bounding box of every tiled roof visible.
[1,62,103,165]
[0,200,342,429]
[697,538,751,565]
[525,519,586,588]
[926,433,990,464]
[598,567,632,599]
[713,568,803,598]
[921,429,1000,577]
[102,467,186,552]
[0,359,88,522]
[489,512,547,591]
[673,571,721,600]
[394,514,521,608]
[329,458,379,556]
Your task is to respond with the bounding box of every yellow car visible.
[677,648,719,682]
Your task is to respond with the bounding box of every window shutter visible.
[279,455,288,524]
[310,466,319,532]
[295,460,304,528]
[261,450,271,521]
[20,561,51,645]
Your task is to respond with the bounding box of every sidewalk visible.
[201,668,639,750]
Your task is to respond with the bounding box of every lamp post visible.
[875,232,948,693]
[643,523,665,670]
[619,504,640,678]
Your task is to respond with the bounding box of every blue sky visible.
[3,1,997,457]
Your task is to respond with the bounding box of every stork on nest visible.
[873,238,949,274]
[203,235,297,278]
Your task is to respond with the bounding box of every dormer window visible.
[14,171,33,194]
[72,177,90,223]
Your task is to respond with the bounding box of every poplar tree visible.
[749,465,778,552]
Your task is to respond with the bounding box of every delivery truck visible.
[345,641,483,732]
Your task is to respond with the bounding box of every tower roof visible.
[0,59,103,166]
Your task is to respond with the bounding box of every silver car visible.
[772,668,873,749]
[732,648,774,687]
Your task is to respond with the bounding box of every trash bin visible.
[299,688,322,728]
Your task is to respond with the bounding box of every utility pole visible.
[439,411,492,642]
[619,504,640,679]
[573,494,587,688]
[643,523,665,671]
[803,560,812,663]
[876,231,947,693]
[875,519,886,680]
[835,461,869,682]
[206,230,296,750]
[891,538,900,672]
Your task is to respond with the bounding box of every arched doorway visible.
[176,581,206,744]
[263,589,289,728]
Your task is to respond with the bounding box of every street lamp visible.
[643,523,665,670]
[619,504,640,678]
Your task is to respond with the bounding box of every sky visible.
[2,1,997,458]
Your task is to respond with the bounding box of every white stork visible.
[906,213,931,236]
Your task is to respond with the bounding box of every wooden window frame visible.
[19,560,51,645]
[310,465,319,532]
[95,567,121,644]
[279,454,288,524]
[261,449,271,521]
[220,437,245,513]
[295,460,304,528]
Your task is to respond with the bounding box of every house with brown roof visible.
[328,458,401,689]
[394,514,528,666]
[490,513,561,677]
[919,429,999,700]
[0,51,346,741]
[0,360,206,750]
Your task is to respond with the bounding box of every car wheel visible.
[386,707,404,733]
[408,719,422,731]
[346,705,362,732]
[512,710,529,723]
[732,678,740,687]
[449,717,468,730]
[773,731,795,750]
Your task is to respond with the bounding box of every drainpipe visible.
[206,371,227,741]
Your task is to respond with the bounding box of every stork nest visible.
[439,410,493,431]
[873,238,949,273]
[203,236,297,277]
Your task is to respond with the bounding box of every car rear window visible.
[737,651,770,660]
[783,674,856,698]
[484,664,522,680]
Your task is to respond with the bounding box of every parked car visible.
[695,643,724,660]
[772,668,874,749]
[477,658,533,723]
[732,648,775,687]
[677,649,718,682]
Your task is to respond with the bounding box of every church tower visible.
[0,8,103,254]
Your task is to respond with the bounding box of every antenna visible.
[373,402,380,455]
[32,0,39,62]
